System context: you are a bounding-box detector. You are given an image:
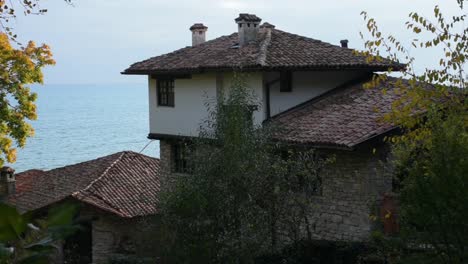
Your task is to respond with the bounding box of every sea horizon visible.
[7,83,160,173]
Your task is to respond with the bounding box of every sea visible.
[7,84,160,173]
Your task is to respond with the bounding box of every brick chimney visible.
[260,22,275,29]
[190,23,208,46]
[0,166,15,197]
[235,13,262,46]
[340,39,349,48]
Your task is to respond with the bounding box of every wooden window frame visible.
[157,78,175,107]
[172,142,191,174]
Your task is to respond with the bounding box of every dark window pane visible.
[280,71,292,92]
[173,142,191,173]
[157,79,175,106]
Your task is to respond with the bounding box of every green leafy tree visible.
[0,33,55,165]
[394,109,468,264]
[157,74,333,263]
[360,1,468,263]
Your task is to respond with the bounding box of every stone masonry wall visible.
[159,140,173,192]
[159,139,393,242]
[307,146,393,242]
[81,207,154,264]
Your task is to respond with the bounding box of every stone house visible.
[122,13,402,242]
[0,13,405,264]
[1,151,160,263]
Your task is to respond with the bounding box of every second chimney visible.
[235,13,262,46]
[190,23,208,46]
[0,166,15,197]
[340,39,349,48]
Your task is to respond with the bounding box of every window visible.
[157,79,175,106]
[172,142,191,173]
[280,71,292,92]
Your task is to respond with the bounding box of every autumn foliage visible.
[0,33,55,165]
[359,0,467,147]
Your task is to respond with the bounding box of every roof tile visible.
[123,28,404,74]
[269,77,402,148]
[7,151,160,218]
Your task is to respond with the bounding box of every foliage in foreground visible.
[256,239,372,264]
[0,202,80,264]
[360,1,467,263]
[360,0,466,147]
[0,33,55,166]
[365,109,467,264]
[157,74,333,263]
[395,110,467,264]
[108,254,154,264]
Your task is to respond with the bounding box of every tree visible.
[0,0,70,166]
[360,1,468,263]
[0,1,73,260]
[395,109,468,264]
[359,0,466,147]
[0,33,55,165]
[157,74,333,263]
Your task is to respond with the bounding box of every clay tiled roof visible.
[269,77,402,149]
[122,27,404,75]
[7,151,160,218]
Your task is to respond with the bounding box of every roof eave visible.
[351,126,401,148]
[122,64,406,76]
[270,138,355,151]
[149,133,356,151]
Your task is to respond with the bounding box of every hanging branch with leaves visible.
[358,0,467,147]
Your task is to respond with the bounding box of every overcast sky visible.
[11,0,463,85]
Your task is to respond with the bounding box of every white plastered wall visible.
[266,71,367,116]
[148,72,264,137]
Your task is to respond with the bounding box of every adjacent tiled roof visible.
[122,27,404,75]
[269,76,401,149]
[7,151,161,218]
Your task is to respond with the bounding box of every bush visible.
[394,109,468,264]
[108,254,155,264]
[255,240,375,264]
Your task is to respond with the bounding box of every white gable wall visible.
[266,71,368,117]
[149,73,217,137]
[149,71,367,137]
[148,72,264,137]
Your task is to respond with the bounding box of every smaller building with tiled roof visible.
[0,151,161,263]
[4,151,160,218]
